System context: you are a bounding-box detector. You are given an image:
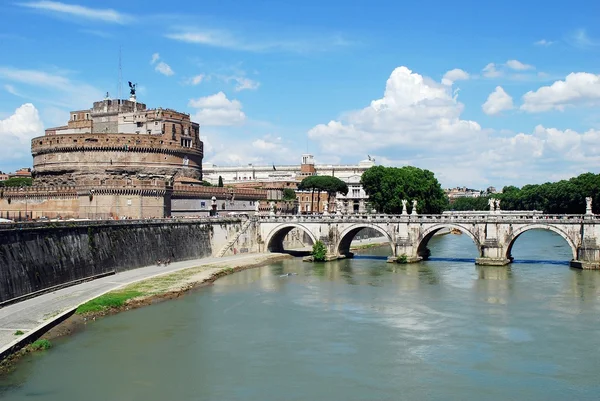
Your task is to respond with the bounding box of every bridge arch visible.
[506,224,578,261]
[337,224,395,257]
[264,223,318,253]
[417,224,482,259]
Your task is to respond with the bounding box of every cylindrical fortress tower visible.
[31,97,203,186]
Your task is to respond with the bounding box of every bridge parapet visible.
[255,213,595,224]
[255,213,600,269]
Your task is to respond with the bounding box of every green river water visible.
[1,230,600,400]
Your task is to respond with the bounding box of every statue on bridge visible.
[488,198,495,212]
[323,202,329,215]
[411,200,418,215]
[495,198,501,213]
[401,199,408,215]
[586,197,593,215]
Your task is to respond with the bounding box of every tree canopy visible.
[282,188,297,201]
[446,173,600,214]
[217,176,223,187]
[297,175,348,196]
[0,177,33,188]
[360,166,447,214]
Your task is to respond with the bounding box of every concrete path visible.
[0,253,276,358]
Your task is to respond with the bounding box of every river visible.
[2,230,600,400]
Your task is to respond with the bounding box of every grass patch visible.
[30,339,52,351]
[14,330,24,336]
[76,290,143,314]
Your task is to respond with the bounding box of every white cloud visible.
[304,65,600,188]
[188,92,245,126]
[534,39,554,46]
[18,1,131,24]
[150,53,160,64]
[232,76,260,91]
[189,74,205,85]
[482,63,502,78]
[155,61,174,76]
[482,86,514,115]
[441,68,470,86]
[506,59,535,71]
[165,28,351,53]
[201,134,294,166]
[521,72,600,112]
[308,66,481,157]
[0,66,103,108]
[0,103,44,164]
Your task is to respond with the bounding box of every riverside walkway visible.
[0,253,280,359]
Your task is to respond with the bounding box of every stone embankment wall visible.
[0,219,256,303]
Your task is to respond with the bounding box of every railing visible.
[254,213,598,224]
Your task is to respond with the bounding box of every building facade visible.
[203,154,375,214]
[35,95,202,186]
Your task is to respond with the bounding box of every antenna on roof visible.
[118,46,122,110]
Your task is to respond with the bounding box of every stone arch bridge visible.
[255,213,600,268]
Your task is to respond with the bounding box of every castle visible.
[0,95,265,220]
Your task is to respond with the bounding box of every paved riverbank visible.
[0,253,287,360]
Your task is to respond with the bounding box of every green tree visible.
[449,196,490,211]
[360,166,447,214]
[311,240,327,262]
[201,180,213,187]
[298,175,349,213]
[0,177,33,188]
[282,188,296,201]
[217,176,224,187]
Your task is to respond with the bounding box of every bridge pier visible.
[475,241,511,266]
[571,241,600,269]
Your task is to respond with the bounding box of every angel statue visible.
[128,81,137,97]
[411,200,418,215]
[401,199,408,215]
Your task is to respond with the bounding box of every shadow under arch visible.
[506,224,578,261]
[265,223,318,255]
[417,224,482,259]
[337,224,395,257]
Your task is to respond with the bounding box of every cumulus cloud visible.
[482,63,502,78]
[0,103,44,164]
[188,92,246,126]
[150,53,174,76]
[308,66,481,156]
[506,59,535,71]
[521,72,600,112]
[441,68,470,86]
[482,86,514,115]
[306,65,600,187]
[155,62,174,76]
[188,74,205,85]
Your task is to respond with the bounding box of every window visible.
[136,122,143,128]
[85,113,89,120]
[201,201,206,208]
[154,121,159,126]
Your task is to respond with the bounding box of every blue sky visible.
[1,0,600,188]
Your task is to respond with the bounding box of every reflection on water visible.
[2,230,600,401]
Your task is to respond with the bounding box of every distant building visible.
[445,186,482,200]
[203,154,376,214]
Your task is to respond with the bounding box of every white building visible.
[202,154,376,213]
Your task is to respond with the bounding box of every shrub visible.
[30,339,52,351]
[312,240,327,262]
[397,254,408,264]
[14,330,24,336]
